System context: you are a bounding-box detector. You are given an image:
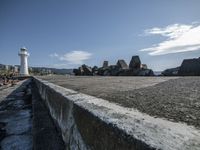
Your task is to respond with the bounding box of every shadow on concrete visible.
[32,81,65,150]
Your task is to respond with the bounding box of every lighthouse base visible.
[19,73,30,77]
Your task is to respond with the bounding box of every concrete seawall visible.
[33,77,200,150]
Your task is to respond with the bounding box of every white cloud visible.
[50,51,92,65]
[141,23,200,55]
[49,53,59,58]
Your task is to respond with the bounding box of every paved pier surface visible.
[0,79,65,150]
[39,75,200,129]
[32,81,65,150]
[0,80,32,150]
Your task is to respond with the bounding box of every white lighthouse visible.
[18,47,29,76]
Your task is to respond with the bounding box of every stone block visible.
[102,61,109,68]
[116,60,129,69]
[129,56,141,69]
[178,58,200,76]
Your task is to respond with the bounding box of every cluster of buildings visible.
[30,67,52,75]
[0,64,19,73]
[0,64,53,76]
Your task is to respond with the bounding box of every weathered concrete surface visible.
[0,80,32,150]
[39,75,200,129]
[32,82,65,150]
[0,78,65,150]
[34,78,88,150]
[34,77,200,150]
[38,76,174,92]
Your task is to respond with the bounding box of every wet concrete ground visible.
[39,75,200,129]
[0,80,32,150]
[0,79,65,150]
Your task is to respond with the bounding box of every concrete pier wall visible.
[33,77,200,150]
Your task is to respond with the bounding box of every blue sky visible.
[1,0,200,71]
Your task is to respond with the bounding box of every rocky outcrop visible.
[161,57,200,76]
[92,66,98,75]
[117,68,154,76]
[82,65,93,76]
[96,65,120,76]
[137,69,154,76]
[178,57,200,76]
[73,56,154,76]
[162,67,180,76]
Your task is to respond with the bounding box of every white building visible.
[14,65,19,73]
[18,47,29,76]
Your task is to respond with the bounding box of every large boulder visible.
[82,64,93,76]
[162,67,179,76]
[73,67,84,75]
[97,67,106,76]
[102,61,109,68]
[116,60,129,69]
[129,56,141,69]
[141,64,147,69]
[73,65,93,76]
[119,68,143,76]
[117,68,154,76]
[178,58,200,76]
[99,65,120,76]
[137,69,154,76]
[78,66,84,75]
[117,69,132,76]
[108,65,120,76]
[92,66,99,75]
[73,68,81,75]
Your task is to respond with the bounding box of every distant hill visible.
[0,63,74,75]
[31,67,73,75]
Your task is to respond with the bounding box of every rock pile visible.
[73,64,93,76]
[0,74,18,87]
[178,57,200,76]
[161,57,200,76]
[162,67,180,76]
[73,56,154,76]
